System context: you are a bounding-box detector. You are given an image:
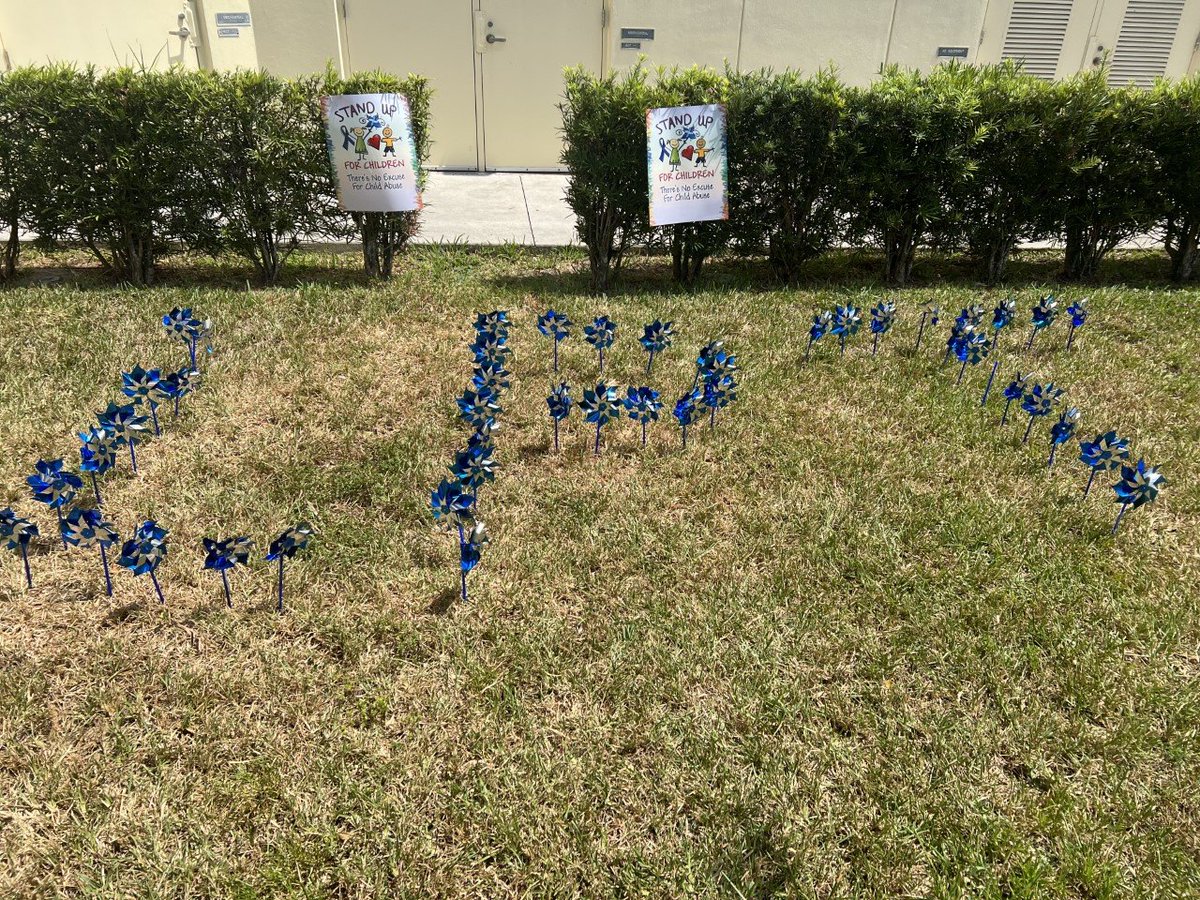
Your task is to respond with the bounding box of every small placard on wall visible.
[215,12,252,26]
[937,46,969,58]
[621,27,655,40]
[217,27,240,38]
[621,41,641,50]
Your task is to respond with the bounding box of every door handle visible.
[486,33,506,43]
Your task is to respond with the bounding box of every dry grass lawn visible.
[0,246,1197,897]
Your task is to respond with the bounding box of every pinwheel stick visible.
[872,332,880,356]
[129,439,138,474]
[981,360,999,406]
[1026,328,1037,351]
[149,570,165,605]
[1067,323,1077,350]
[90,473,102,507]
[710,406,717,429]
[553,418,560,453]
[646,350,655,375]
[221,569,232,608]
[956,357,968,385]
[276,555,285,613]
[1048,445,1058,468]
[839,334,847,356]
[56,508,67,551]
[942,345,953,367]
[594,422,602,456]
[1023,415,1037,444]
[150,405,161,436]
[1001,398,1014,426]
[21,544,31,589]
[681,424,689,450]
[553,340,559,374]
[99,545,112,597]
[173,397,181,418]
[915,313,928,352]
[1083,469,1097,499]
[804,336,814,363]
[598,348,605,374]
[1112,502,1130,535]
[641,421,648,448]
[189,337,198,369]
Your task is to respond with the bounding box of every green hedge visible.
[0,65,431,285]
[562,63,1197,289]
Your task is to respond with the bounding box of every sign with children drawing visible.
[323,93,422,213]
[646,104,728,227]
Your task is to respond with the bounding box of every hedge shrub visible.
[1147,74,1200,280]
[0,65,431,285]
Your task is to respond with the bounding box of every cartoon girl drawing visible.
[352,126,368,160]
[668,137,682,172]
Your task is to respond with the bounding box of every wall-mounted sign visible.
[646,103,728,227]
[217,27,240,38]
[214,12,252,26]
[621,27,655,40]
[621,41,641,50]
[937,46,969,58]
[323,93,422,213]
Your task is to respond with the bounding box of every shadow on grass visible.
[426,586,458,616]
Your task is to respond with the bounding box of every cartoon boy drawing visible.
[693,136,709,166]
[381,126,397,156]
[352,126,368,160]
[667,137,682,172]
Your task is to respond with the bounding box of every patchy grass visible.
[0,247,1197,897]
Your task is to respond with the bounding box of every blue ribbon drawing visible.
[341,124,354,151]
[658,137,669,162]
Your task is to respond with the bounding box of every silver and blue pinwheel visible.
[163,307,211,369]
[203,536,254,607]
[806,310,833,361]
[1,508,38,589]
[1111,459,1166,535]
[1066,298,1088,350]
[640,320,674,374]
[623,386,662,448]
[980,299,1016,405]
[955,329,990,385]
[471,361,511,395]
[62,507,119,596]
[584,315,618,374]
[698,344,738,427]
[470,331,510,368]
[458,522,489,602]
[78,426,118,506]
[121,365,163,435]
[831,305,862,356]
[944,306,983,367]
[578,381,622,455]
[118,520,169,604]
[27,458,83,550]
[474,309,509,341]
[457,387,502,434]
[1020,380,1064,444]
[1000,371,1033,426]
[869,301,896,356]
[536,309,572,373]
[1079,430,1131,499]
[155,367,197,419]
[546,382,572,452]
[450,443,497,502]
[97,401,149,472]
[1027,294,1058,350]
[673,388,704,450]
[431,479,479,602]
[1047,406,1080,467]
[266,523,312,613]
[915,302,939,353]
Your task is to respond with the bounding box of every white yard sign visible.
[646,103,728,227]
[323,93,422,213]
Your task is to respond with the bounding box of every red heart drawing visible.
[367,134,382,150]
[681,144,694,161]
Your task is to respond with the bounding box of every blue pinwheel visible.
[915,302,939,353]
[61,507,119,596]
[78,426,118,506]
[955,329,990,385]
[1079,430,1131,499]
[546,382,572,452]
[458,521,489,602]
[578,381,622,455]
[1111,459,1167,535]
[474,310,509,341]
[673,388,704,450]
[450,442,497,501]
[97,401,149,473]
[1027,294,1058,350]
[831,305,862,355]
[1020,381,1064,444]
[457,387,502,433]
[698,345,738,427]
[944,306,982,367]
[992,298,1016,345]
[266,524,312,613]
[27,458,83,550]
[537,309,573,373]
[1000,371,1033,426]
[1066,298,1089,350]
[121,365,163,436]
[584,316,618,374]
[203,536,254,607]
[1,508,38,589]
[118,520,169,604]
[640,320,674,374]
[155,367,196,419]
[1047,406,1080,467]
[163,307,210,369]
[470,331,510,368]
[471,360,511,395]
[806,310,833,362]
[364,113,384,130]
[869,301,896,356]
[623,386,662,448]
[432,479,479,601]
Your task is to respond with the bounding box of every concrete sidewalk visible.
[416,172,577,246]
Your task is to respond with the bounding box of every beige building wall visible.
[247,0,341,77]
